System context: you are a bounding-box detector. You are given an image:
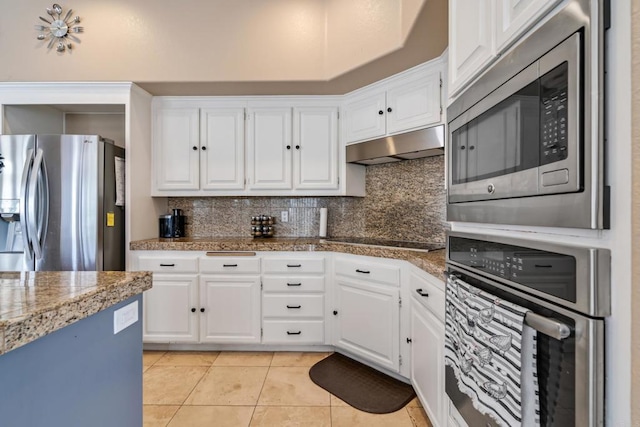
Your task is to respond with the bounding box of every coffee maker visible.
[159,209,186,238]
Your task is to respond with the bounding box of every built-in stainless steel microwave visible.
[446,0,608,229]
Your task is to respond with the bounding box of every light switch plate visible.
[113,300,139,334]
[281,211,289,222]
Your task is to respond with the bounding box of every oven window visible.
[451,80,540,185]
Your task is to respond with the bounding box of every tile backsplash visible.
[168,155,446,244]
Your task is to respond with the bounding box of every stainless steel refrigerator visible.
[0,135,125,271]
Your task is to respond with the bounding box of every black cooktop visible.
[323,237,445,252]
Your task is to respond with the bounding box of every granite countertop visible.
[0,271,152,356]
[130,237,446,278]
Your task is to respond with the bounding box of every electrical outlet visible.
[113,300,139,334]
[281,211,289,222]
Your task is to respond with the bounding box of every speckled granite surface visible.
[0,271,152,355]
[130,238,446,278]
[167,156,446,244]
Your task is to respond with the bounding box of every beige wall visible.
[64,113,126,148]
[632,0,640,423]
[0,0,440,88]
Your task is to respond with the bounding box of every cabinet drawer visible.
[199,257,260,274]
[335,258,400,286]
[263,294,324,318]
[262,276,325,292]
[138,256,198,273]
[262,320,324,344]
[410,272,445,322]
[262,258,324,274]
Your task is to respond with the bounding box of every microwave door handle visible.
[27,149,45,260]
[19,149,35,262]
[524,312,571,340]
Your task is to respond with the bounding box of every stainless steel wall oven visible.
[446,0,608,229]
[444,231,610,427]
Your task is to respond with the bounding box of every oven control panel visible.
[449,236,577,302]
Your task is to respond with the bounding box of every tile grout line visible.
[248,352,274,426]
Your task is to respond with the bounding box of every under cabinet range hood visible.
[346,125,445,165]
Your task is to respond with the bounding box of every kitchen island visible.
[0,271,152,427]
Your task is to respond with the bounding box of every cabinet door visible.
[247,107,292,190]
[334,278,400,371]
[293,107,339,190]
[153,108,200,191]
[200,108,245,190]
[142,274,199,343]
[343,91,386,144]
[387,71,442,134]
[199,275,261,343]
[495,0,561,53]
[448,0,494,96]
[411,297,445,427]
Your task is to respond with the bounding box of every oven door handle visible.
[524,312,571,340]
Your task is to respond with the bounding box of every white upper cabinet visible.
[294,106,339,190]
[247,107,293,190]
[152,102,246,195]
[386,69,442,134]
[153,108,200,191]
[448,0,494,97]
[449,0,563,96]
[343,59,444,145]
[152,98,356,196]
[200,108,245,190]
[495,0,562,53]
[343,91,387,143]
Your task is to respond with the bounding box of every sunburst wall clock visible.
[34,4,83,52]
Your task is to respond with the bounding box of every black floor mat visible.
[309,352,416,414]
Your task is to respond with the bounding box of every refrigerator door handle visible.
[35,150,49,257]
[27,149,46,260]
[19,149,35,262]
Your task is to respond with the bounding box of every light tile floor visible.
[143,350,433,427]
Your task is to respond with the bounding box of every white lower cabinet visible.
[142,274,199,343]
[333,276,400,372]
[261,255,327,344]
[409,267,446,427]
[199,275,261,343]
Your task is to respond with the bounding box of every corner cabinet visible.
[332,256,401,372]
[449,0,562,96]
[343,59,444,144]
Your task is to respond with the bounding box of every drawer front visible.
[138,256,198,273]
[262,320,324,344]
[335,258,400,286]
[262,294,324,318]
[410,272,445,322]
[262,276,325,292]
[262,258,325,274]
[199,257,261,274]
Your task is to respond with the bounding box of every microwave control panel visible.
[540,62,569,165]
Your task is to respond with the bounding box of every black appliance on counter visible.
[159,209,185,238]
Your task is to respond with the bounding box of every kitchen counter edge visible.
[130,238,446,279]
[0,271,152,355]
